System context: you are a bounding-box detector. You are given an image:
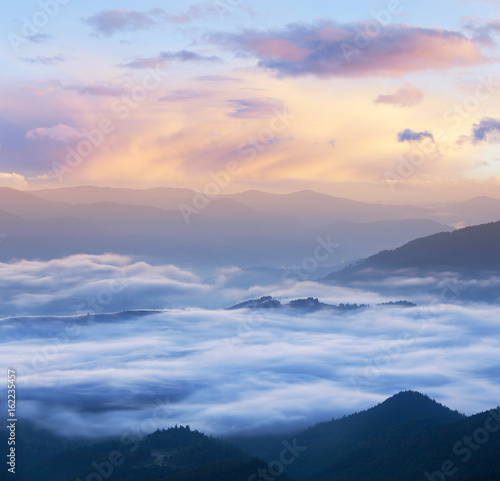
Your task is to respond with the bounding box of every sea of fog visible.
[1,254,499,439]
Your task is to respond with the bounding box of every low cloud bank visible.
[2,255,499,438]
[2,304,499,438]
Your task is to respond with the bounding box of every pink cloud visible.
[375,83,424,107]
[213,22,490,78]
[85,5,225,36]
[25,124,84,142]
[85,8,163,36]
[250,38,310,62]
[226,97,285,119]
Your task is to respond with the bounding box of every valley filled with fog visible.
[1,253,499,441]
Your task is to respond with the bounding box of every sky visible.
[2,0,500,202]
[1,254,500,438]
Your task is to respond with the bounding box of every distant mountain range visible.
[4,391,499,481]
[1,186,499,276]
[27,186,500,225]
[29,186,500,227]
[0,186,460,269]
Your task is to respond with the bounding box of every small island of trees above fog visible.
[227,296,416,311]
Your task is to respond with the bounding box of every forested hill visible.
[327,220,500,280]
[3,391,500,481]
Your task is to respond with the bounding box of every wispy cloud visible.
[375,83,423,107]
[63,84,127,96]
[121,50,220,69]
[159,89,210,102]
[25,124,84,142]
[26,33,52,43]
[85,8,166,36]
[463,17,500,44]
[162,3,223,24]
[226,97,285,119]
[20,55,66,65]
[194,75,243,83]
[212,21,487,78]
[85,5,222,37]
